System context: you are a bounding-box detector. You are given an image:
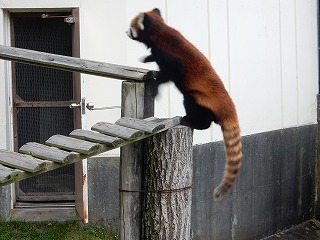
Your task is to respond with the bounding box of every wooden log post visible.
[119,81,154,240]
[142,126,193,240]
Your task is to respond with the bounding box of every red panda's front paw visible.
[151,84,159,98]
[140,54,155,63]
[145,78,159,98]
[180,117,194,129]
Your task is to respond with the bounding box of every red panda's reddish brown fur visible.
[127,9,242,199]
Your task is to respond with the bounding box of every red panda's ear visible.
[138,13,144,30]
[152,8,161,17]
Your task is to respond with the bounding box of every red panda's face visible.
[126,8,162,43]
[126,13,144,40]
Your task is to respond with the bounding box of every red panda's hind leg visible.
[181,95,215,130]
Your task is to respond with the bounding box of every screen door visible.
[11,11,81,203]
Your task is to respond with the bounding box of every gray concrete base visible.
[262,219,320,240]
[10,207,80,222]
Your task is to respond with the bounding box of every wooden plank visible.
[69,129,124,147]
[19,142,80,163]
[115,117,165,133]
[0,149,49,172]
[145,116,182,129]
[45,135,101,154]
[0,45,156,81]
[0,164,23,183]
[91,122,144,140]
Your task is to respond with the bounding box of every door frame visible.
[71,8,89,223]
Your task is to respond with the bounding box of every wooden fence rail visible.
[0,45,156,81]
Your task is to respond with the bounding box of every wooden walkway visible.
[0,116,181,187]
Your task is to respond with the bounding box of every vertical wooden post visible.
[119,81,154,240]
[142,126,193,240]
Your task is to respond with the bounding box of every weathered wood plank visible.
[145,116,182,129]
[0,45,156,81]
[69,129,124,147]
[91,122,144,140]
[45,135,101,154]
[0,164,23,183]
[0,149,49,172]
[115,117,165,133]
[19,142,80,163]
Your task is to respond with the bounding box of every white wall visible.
[0,0,318,148]
[0,7,9,150]
[125,0,319,143]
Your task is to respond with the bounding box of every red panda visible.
[127,8,242,200]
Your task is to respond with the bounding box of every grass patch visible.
[0,221,118,240]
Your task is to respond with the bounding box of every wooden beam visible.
[119,81,155,240]
[0,45,156,81]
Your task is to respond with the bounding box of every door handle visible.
[69,98,86,114]
[69,103,81,109]
[85,102,121,111]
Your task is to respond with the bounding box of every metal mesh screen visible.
[13,16,73,102]
[13,15,76,197]
[15,63,73,102]
[17,107,74,148]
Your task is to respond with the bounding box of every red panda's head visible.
[126,8,163,44]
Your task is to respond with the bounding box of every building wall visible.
[0,0,317,147]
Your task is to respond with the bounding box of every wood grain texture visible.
[119,81,155,240]
[142,126,193,240]
[70,129,124,146]
[0,149,49,172]
[92,122,144,140]
[0,165,23,183]
[115,117,165,133]
[19,142,80,163]
[144,116,182,129]
[45,135,101,154]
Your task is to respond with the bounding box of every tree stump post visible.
[142,126,193,240]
